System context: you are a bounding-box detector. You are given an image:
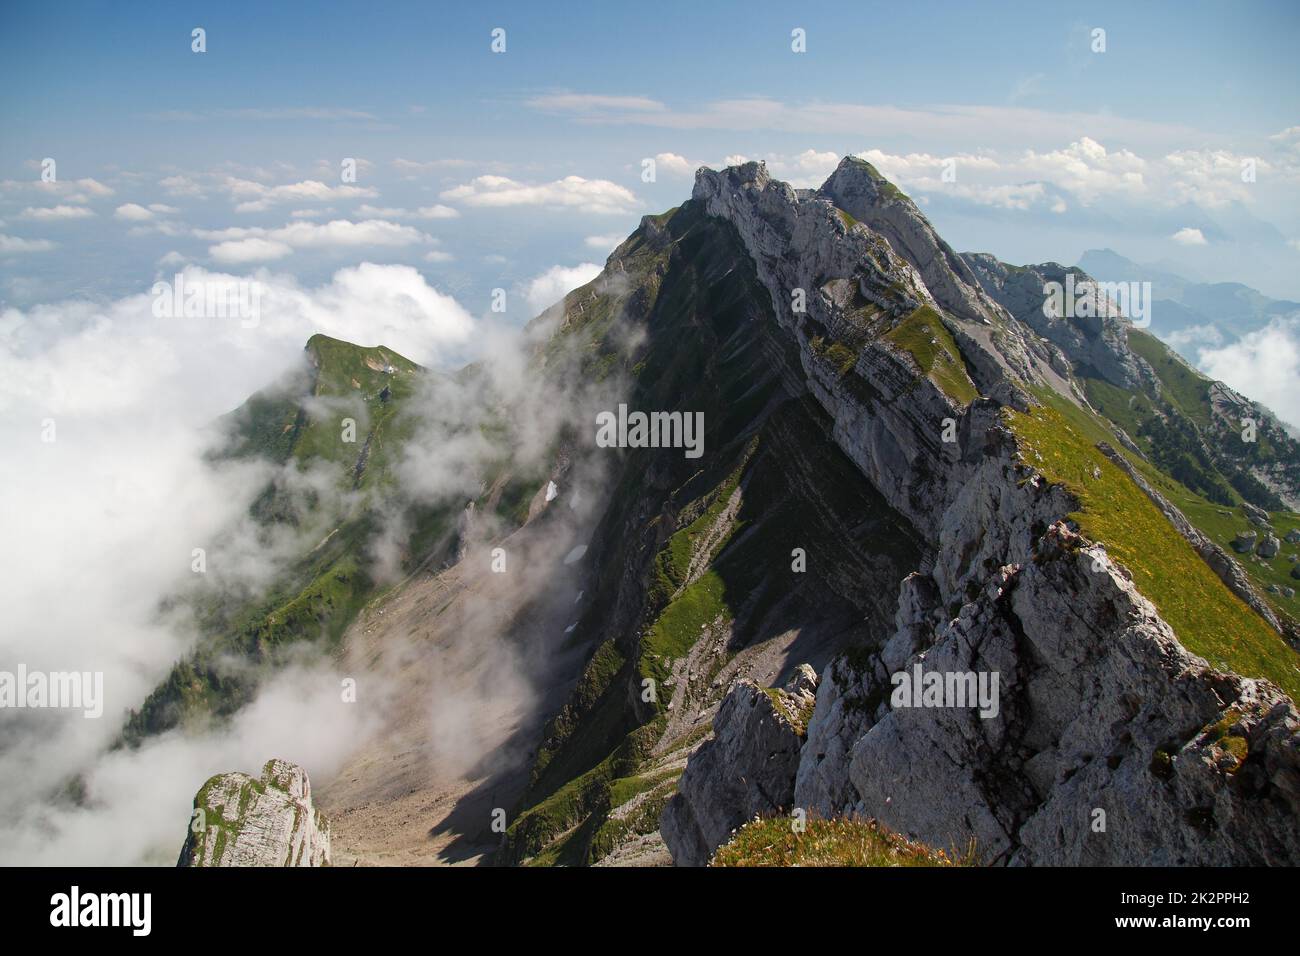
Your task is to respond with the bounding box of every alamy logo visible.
[1042,273,1151,328]
[151,273,262,327]
[50,886,151,936]
[0,665,103,718]
[890,664,1000,719]
[595,404,704,459]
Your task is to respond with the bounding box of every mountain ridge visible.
[122,155,1300,868]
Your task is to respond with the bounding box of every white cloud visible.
[1171,227,1208,246]
[1162,149,1258,207]
[1197,317,1300,428]
[198,219,432,261]
[159,175,205,198]
[526,93,667,114]
[18,204,95,221]
[0,263,479,861]
[584,233,625,250]
[225,177,378,213]
[355,203,460,220]
[424,250,453,263]
[271,219,429,249]
[762,149,841,187]
[355,204,405,219]
[652,152,694,177]
[415,204,459,219]
[1013,138,1147,202]
[523,262,602,315]
[210,237,294,264]
[1,177,115,204]
[441,175,638,215]
[114,203,155,221]
[1166,323,1224,351]
[0,233,56,253]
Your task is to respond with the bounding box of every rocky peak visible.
[177,759,331,867]
[817,156,1009,327]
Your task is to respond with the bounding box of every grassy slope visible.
[125,337,522,744]
[1007,393,1300,701]
[711,816,965,867]
[884,305,978,405]
[1081,327,1289,511]
[1077,326,1300,624]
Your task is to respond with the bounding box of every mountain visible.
[1077,247,1300,350]
[124,157,1300,867]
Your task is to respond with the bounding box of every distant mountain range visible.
[1077,247,1300,357]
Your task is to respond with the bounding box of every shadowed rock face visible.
[661,665,817,867]
[178,759,331,867]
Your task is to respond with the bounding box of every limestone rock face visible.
[177,759,331,867]
[660,667,817,867]
[818,157,1008,328]
[963,253,1145,390]
[834,524,1300,866]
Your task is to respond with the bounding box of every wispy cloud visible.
[440,175,638,215]
[526,93,667,114]
[146,107,380,122]
[18,204,95,221]
[196,219,433,262]
[224,178,378,214]
[524,94,1199,147]
[0,233,56,253]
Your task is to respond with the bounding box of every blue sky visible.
[1,0,1298,308]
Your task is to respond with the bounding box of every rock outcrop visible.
[818,157,1007,327]
[177,759,331,867]
[661,666,817,866]
[820,523,1300,865]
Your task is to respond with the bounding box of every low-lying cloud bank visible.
[1197,315,1300,430]
[0,263,481,863]
[0,253,620,864]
